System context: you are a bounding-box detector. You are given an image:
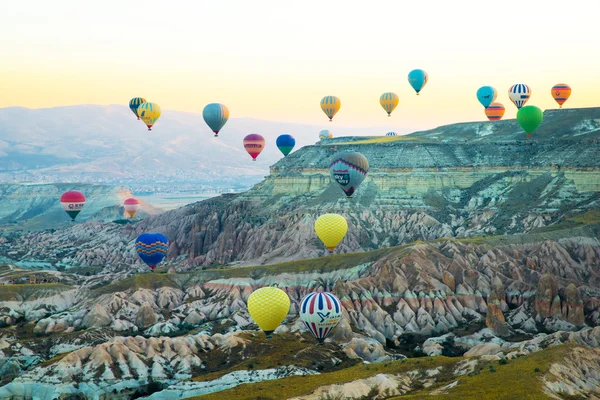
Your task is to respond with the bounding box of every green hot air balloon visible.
[516,105,543,137]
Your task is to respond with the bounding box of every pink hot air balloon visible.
[123,197,140,218]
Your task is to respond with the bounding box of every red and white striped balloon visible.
[299,292,343,344]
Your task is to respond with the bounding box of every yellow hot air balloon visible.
[137,102,162,130]
[247,286,290,338]
[315,214,348,254]
[320,96,341,122]
[380,92,399,116]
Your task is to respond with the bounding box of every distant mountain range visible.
[0,105,391,186]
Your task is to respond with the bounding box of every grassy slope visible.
[0,283,72,301]
[189,344,576,400]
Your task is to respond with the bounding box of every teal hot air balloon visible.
[276,134,295,156]
[476,86,498,108]
[408,69,428,95]
[329,151,370,199]
[203,103,229,137]
[516,105,543,137]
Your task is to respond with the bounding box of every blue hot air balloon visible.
[476,86,498,108]
[202,103,230,137]
[135,233,169,270]
[329,151,370,199]
[386,132,397,136]
[276,134,296,156]
[408,69,429,95]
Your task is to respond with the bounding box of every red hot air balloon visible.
[60,191,86,221]
[243,134,265,161]
[123,197,140,218]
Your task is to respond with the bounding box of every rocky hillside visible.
[2,107,599,269]
[0,183,160,232]
[0,221,600,397]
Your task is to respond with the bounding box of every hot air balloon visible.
[137,102,161,130]
[247,286,290,339]
[276,134,295,156]
[135,233,169,270]
[551,84,571,108]
[508,84,531,109]
[320,96,341,121]
[202,103,229,137]
[517,105,543,137]
[123,197,140,218]
[476,86,498,108]
[329,151,369,199]
[60,191,86,221]
[315,214,348,254]
[129,97,147,120]
[408,69,428,95]
[319,130,333,140]
[380,92,399,116]
[485,102,505,121]
[243,134,265,161]
[300,292,343,344]
[386,132,397,136]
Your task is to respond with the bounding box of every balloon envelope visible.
[129,97,146,120]
[551,84,571,108]
[276,134,295,156]
[386,132,397,136]
[408,69,428,94]
[319,130,333,140]
[243,134,265,161]
[135,233,169,270]
[247,286,290,338]
[320,96,341,121]
[380,92,399,116]
[508,84,531,109]
[485,102,505,121]
[202,103,230,137]
[517,105,543,136]
[137,102,161,130]
[329,151,369,198]
[124,197,140,218]
[300,292,343,343]
[476,86,498,108]
[315,213,348,253]
[60,191,86,221]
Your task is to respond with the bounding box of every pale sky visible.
[1,0,598,131]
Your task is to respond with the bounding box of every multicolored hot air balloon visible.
[408,69,428,95]
[551,84,571,108]
[135,233,169,270]
[320,96,341,121]
[129,97,146,120]
[123,197,140,218]
[517,105,543,137]
[60,191,86,221]
[485,102,505,121]
[319,130,333,140]
[300,292,343,344]
[380,92,399,116]
[315,214,348,254]
[508,84,531,109]
[386,132,397,136]
[202,103,229,137]
[329,151,369,199]
[137,102,161,130]
[276,134,295,156]
[243,134,265,161]
[476,86,498,108]
[247,286,290,339]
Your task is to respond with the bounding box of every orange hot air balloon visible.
[243,134,265,161]
[551,84,571,108]
[485,102,505,121]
